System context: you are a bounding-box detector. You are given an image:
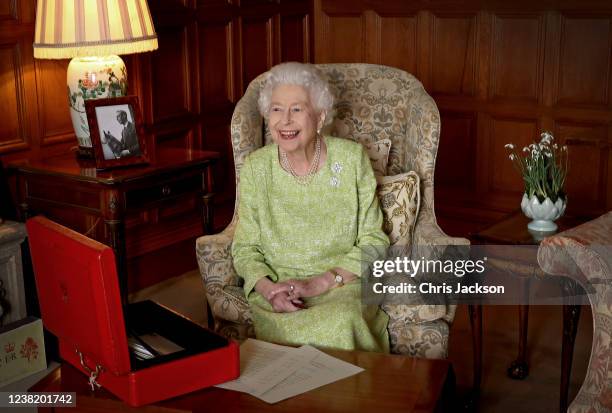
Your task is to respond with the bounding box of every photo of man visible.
[96,105,141,160]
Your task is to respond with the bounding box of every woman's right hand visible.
[254,277,292,301]
[269,292,302,313]
[254,277,303,312]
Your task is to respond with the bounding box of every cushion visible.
[376,171,420,248]
[359,137,392,177]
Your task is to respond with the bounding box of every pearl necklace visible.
[279,136,321,185]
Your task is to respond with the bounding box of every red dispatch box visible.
[26,216,239,407]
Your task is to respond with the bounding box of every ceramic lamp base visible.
[67,56,128,151]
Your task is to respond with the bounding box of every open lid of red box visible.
[27,216,131,375]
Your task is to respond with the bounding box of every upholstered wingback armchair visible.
[196,64,469,359]
[538,212,612,413]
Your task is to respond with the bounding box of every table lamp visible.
[33,0,158,157]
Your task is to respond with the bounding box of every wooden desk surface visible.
[8,147,219,185]
[32,350,451,413]
[472,211,588,245]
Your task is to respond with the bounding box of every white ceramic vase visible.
[520,193,567,232]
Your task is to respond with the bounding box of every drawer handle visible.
[162,185,171,196]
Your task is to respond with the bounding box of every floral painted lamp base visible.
[520,193,567,232]
[67,56,127,158]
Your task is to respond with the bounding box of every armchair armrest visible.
[536,213,612,413]
[538,212,612,286]
[195,221,253,325]
[412,219,469,262]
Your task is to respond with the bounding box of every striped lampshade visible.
[33,0,158,59]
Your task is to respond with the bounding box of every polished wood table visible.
[472,211,587,412]
[9,147,219,299]
[31,350,453,413]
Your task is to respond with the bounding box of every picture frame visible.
[85,96,149,170]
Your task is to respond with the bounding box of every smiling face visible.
[268,84,324,155]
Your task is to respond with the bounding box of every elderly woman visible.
[231,62,390,352]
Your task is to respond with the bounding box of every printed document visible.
[215,339,364,403]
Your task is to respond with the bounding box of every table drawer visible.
[125,175,202,210]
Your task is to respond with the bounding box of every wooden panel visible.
[151,27,191,122]
[554,122,608,214]
[280,14,309,62]
[557,16,611,107]
[431,14,477,96]
[242,17,273,91]
[35,59,73,143]
[325,16,365,63]
[380,15,417,74]
[435,111,476,189]
[200,22,234,109]
[156,129,193,150]
[0,42,24,150]
[0,0,15,21]
[202,121,234,203]
[490,14,543,101]
[488,117,539,194]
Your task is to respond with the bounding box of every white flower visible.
[504,144,514,149]
[509,154,515,160]
[523,147,530,152]
[553,143,558,149]
[540,131,554,144]
[545,152,552,158]
[562,145,568,151]
[331,162,342,174]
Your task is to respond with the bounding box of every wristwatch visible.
[329,269,344,287]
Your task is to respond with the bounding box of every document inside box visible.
[128,333,185,361]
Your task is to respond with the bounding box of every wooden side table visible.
[9,147,219,302]
[472,211,587,412]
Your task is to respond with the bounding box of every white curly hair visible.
[258,62,334,126]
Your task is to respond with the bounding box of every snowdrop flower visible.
[505,143,514,149]
[540,131,553,144]
[509,154,515,160]
[523,147,530,152]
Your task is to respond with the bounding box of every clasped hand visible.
[255,274,331,313]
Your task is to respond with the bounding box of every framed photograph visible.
[85,96,149,169]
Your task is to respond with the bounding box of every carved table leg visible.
[102,190,128,306]
[105,219,127,304]
[466,303,482,410]
[202,193,214,235]
[508,276,530,379]
[560,278,581,413]
[201,168,215,234]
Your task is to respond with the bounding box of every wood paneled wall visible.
[0,0,312,219]
[4,0,611,237]
[314,0,612,235]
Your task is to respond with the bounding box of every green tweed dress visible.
[231,136,390,352]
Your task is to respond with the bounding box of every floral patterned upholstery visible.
[538,212,612,413]
[196,64,470,359]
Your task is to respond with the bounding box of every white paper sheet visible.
[215,339,364,404]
